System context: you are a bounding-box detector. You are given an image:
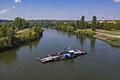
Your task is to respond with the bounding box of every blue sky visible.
[0,0,120,20]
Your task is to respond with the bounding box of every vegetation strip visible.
[0,17,43,52]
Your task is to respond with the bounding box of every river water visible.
[0,29,120,80]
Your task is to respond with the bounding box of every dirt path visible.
[16,29,30,34]
[95,32,120,39]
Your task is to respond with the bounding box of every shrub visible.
[85,29,95,36]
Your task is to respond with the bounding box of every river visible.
[0,29,120,80]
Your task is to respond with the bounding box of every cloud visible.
[113,0,120,2]
[15,0,22,3]
[0,0,19,15]
[0,8,10,15]
[108,15,114,19]
[0,6,17,15]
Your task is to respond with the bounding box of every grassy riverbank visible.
[16,28,43,42]
[0,17,43,52]
[93,30,120,47]
[0,28,43,52]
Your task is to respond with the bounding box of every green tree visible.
[92,16,97,31]
[14,17,29,30]
[80,16,85,29]
[77,16,85,29]
[7,23,16,46]
[115,21,120,30]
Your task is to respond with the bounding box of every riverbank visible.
[71,28,120,47]
[0,28,43,52]
[93,30,120,47]
[58,28,120,47]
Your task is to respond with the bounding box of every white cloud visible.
[109,15,114,19]
[0,8,10,15]
[15,0,22,3]
[113,0,120,2]
[0,6,17,15]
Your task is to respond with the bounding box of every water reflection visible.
[0,34,43,64]
[57,30,75,38]
[57,30,97,51]
[28,39,42,50]
[76,34,86,48]
[0,50,17,64]
[17,34,43,51]
[89,37,96,51]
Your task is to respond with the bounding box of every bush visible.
[85,29,95,36]
[74,29,85,35]
[0,37,9,48]
[107,38,120,47]
[74,29,94,36]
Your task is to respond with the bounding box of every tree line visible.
[77,16,120,31]
[42,16,120,31]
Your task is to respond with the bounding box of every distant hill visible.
[0,20,12,23]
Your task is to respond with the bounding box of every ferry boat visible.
[38,49,87,63]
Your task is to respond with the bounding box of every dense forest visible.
[0,17,43,52]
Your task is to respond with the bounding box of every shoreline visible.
[0,29,43,52]
[93,31,120,47]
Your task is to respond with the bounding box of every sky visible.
[0,0,120,20]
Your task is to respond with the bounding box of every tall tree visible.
[14,17,28,30]
[91,16,97,31]
[79,16,85,29]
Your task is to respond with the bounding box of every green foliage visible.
[77,16,86,29]
[115,21,120,30]
[32,24,42,33]
[92,16,97,31]
[80,16,85,29]
[96,20,120,31]
[0,24,9,37]
[107,38,120,47]
[0,37,9,48]
[74,29,85,35]
[16,29,37,42]
[103,22,116,30]
[0,17,43,52]
[55,23,75,32]
[14,17,29,30]
[85,29,95,36]
[74,29,94,36]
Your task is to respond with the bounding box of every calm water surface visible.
[0,29,120,80]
